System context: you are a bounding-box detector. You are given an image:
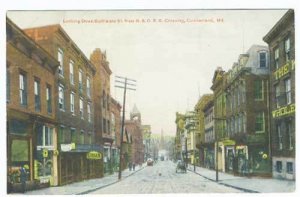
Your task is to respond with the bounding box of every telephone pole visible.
[115,76,136,180]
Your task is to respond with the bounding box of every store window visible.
[37,125,53,147]
[80,130,85,144]
[71,128,77,143]
[11,139,29,163]
[276,161,282,173]
[287,162,293,174]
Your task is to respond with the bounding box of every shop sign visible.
[273,60,295,80]
[236,145,246,150]
[272,103,295,118]
[87,151,102,160]
[61,143,76,152]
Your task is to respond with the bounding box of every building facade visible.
[24,25,102,185]
[203,98,215,170]
[7,18,59,187]
[90,48,114,175]
[125,105,144,165]
[225,45,271,176]
[211,67,229,172]
[194,94,214,167]
[263,10,295,180]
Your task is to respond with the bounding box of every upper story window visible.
[79,97,84,119]
[107,94,110,110]
[259,52,267,68]
[285,78,291,105]
[86,76,91,98]
[275,84,280,108]
[19,72,27,106]
[274,48,279,69]
[46,85,52,114]
[70,60,74,85]
[70,92,75,115]
[58,84,65,110]
[7,69,10,102]
[285,37,291,62]
[255,112,265,133]
[58,48,64,76]
[34,79,41,112]
[103,90,106,109]
[277,124,283,150]
[71,128,77,143]
[79,69,83,93]
[254,80,263,100]
[87,103,91,122]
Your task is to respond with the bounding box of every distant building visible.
[7,18,59,186]
[194,94,214,167]
[263,10,295,180]
[125,105,144,164]
[203,97,215,169]
[225,45,271,176]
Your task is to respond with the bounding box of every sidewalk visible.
[15,163,147,195]
[187,164,295,193]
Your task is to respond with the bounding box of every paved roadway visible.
[90,160,242,194]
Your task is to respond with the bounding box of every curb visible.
[187,168,259,193]
[77,165,147,195]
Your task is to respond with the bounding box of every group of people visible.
[128,162,136,171]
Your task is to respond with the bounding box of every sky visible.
[7,10,287,136]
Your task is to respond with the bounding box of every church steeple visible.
[130,104,141,123]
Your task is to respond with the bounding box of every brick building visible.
[125,105,144,165]
[194,94,214,167]
[24,25,102,185]
[202,97,215,170]
[7,18,59,187]
[225,45,271,176]
[263,10,295,180]
[211,67,229,172]
[90,48,114,174]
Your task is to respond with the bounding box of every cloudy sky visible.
[7,10,287,136]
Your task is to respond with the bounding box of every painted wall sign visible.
[87,151,102,160]
[61,143,76,152]
[272,103,295,118]
[273,60,295,80]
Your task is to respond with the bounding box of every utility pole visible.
[115,76,136,180]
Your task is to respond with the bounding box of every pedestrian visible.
[19,165,28,193]
[128,162,132,171]
[133,163,135,171]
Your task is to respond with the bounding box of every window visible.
[70,60,74,85]
[19,73,27,106]
[80,130,84,144]
[59,126,65,143]
[274,48,279,69]
[34,79,41,112]
[287,122,293,150]
[58,48,64,76]
[255,112,264,133]
[275,85,280,108]
[37,125,53,147]
[71,128,77,143]
[79,97,84,119]
[243,113,246,133]
[238,115,241,132]
[254,80,263,100]
[88,132,92,144]
[287,162,293,174]
[107,94,110,110]
[285,38,291,62]
[79,69,83,93]
[11,139,28,162]
[58,84,65,110]
[7,70,10,102]
[259,52,267,68]
[103,90,106,108]
[87,103,91,122]
[108,120,110,134]
[103,118,106,133]
[70,92,75,114]
[46,85,52,114]
[235,116,238,133]
[276,161,282,173]
[285,78,291,105]
[277,124,283,150]
[86,76,91,98]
